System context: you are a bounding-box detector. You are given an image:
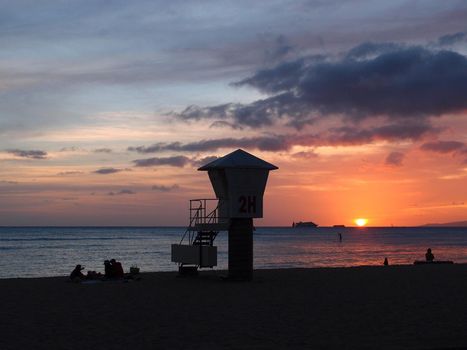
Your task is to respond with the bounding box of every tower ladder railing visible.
[179,199,226,245]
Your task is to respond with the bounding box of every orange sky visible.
[1,2,467,226]
[1,117,466,226]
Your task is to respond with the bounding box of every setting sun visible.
[355,218,368,227]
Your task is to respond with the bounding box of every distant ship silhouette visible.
[292,221,318,228]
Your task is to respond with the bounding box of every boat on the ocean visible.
[292,221,318,228]
[333,224,346,228]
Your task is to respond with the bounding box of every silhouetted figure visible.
[86,270,101,280]
[338,233,342,242]
[110,259,124,278]
[104,260,112,278]
[69,264,85,280]
[425,248,435,262]
[384,257,389,266]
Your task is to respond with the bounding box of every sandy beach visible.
[1,265,467,350]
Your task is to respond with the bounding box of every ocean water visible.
[1,226,467,278]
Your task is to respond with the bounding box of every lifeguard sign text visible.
[224,168,269,218]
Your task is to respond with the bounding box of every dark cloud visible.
[420,141,466,154]
[2,1,466,142]
[94,148,112,153]
[57,171,84,176]
[133,156,191,167]
[345,42,403,59]
[152,184,180,192]
[127,138,232,154]
[176,44,467,129]
[437,32,467,46]
[263,35,293,63]
[192,156,220,167]
[176,94,313,129]
[292,151,318,159]
[209,121,243,130]
[0,180,18,184]
[93,168,123,175]
[6,149,47,159]
[129,122,435,157]
[59,146,80,152]
[129,136,292,154]
[385,152,405,166]
[325,123,436,145]
[233,57,316,94]
[108,189,135,196]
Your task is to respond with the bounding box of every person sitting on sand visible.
[69,264,85,280]
[104,260,112,278]
[425,248,435,262]
[110,259,124,278]
[86,270,101,280]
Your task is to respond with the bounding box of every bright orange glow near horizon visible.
[355,218,368,227]
[1,4,467,227]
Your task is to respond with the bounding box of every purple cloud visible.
[133,156,191,167]
[94,148,113,153]
[152,184,180,192]
[93,168,124,174]
[385,152,405,166]
[108,189,135,196]
[6,149,47,159]
[129,122,435,156]
[57,171,84,176]
[437,32,467,46]
[420,140,466,154]
[176,43,467,129]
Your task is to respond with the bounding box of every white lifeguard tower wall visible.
[199,149,278,280]
[200,149,277,219]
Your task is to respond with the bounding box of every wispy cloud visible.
[94,148,113,153]
[93,168,124,175]
[59,147,81,152]
[152,184,180,192]
[385,151,405,166]
[437,31,467,46]
[129,123,435,155]
[292,151,318,159]
[209,120,244,130]
[57,171,84,176]
[133,156,191,167]
[420,140,467,164]
[0,180,18,184]
[420,140,466,154]
[6,149,47,159]
[107,189,135,196]
[191,156,219,167]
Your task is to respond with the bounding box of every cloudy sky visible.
[1,0,467,226]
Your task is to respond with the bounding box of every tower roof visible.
[198,149,278,171]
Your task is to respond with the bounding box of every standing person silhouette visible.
[425,248,434,262]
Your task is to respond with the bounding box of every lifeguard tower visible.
[171,149,278,280]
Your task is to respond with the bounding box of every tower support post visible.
[228,218,253,280]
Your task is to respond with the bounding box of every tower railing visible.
[179,199,228,245]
